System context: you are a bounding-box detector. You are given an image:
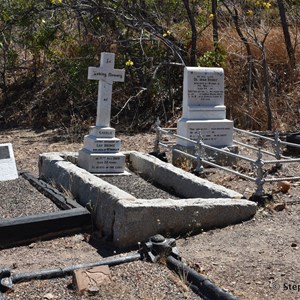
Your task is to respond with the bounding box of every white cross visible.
[88,52,125,127]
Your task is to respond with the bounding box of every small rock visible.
[291,242,298,248]
[73,234,85,242]
[28,243,36,248]
[277,181,291,193]
[11,263,18,269]
[273,202,286,212]
[44,293,55,299]
[88,287,99,295]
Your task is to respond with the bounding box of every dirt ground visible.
[1,128,300,300]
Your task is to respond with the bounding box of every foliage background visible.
[0,0,300,136]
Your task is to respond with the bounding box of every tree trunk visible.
[262,47,272,131]
[212,0,219,50]
[220,1,256,126]
[277,0,295,68]
[182,0,197,66]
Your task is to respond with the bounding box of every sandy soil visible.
[0,128,300,300]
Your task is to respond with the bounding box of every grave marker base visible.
[78,149,125,173]
[89,126,116,139]
[186,105,226,120]
[177,118,233,147]
[83,136,121,153]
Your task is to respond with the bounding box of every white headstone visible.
[78,53,126,173]
[177,67,233,147]
[0,143,18,181]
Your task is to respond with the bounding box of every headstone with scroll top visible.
[0,143,18,181]
[78,52,126,173]
[176,67,233,147]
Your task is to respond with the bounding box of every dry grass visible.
[210,26,300,131]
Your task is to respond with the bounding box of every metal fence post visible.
[194,133,204,173]
[254,148,265,197]
[153,117,161,153]
[273,131,282,168]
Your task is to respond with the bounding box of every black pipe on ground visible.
[12,253,142,283]
[166,255,239,300]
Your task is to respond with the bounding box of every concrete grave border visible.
[39,151,257,248]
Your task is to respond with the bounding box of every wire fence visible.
[153,119,300,198]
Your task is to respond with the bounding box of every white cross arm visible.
[88,67,125,83]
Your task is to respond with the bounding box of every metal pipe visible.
[12,253,142,283]
[234,128,274,142]
[264,176,300,183]
[158,142,172,149]
[160,128,256,163]
[173,149,255,181]
[233,140,277,157]
[160,128,197,144]
[279,140,300,148]
[202,143,256,163]
[264,158,300,164]
[166,255,239,300]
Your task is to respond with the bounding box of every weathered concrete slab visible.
[114,198,257,247]
[127,151,243,199]
[39,152,256,248]
[39,152,135,238]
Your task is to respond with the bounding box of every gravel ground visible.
[0,176,60,218]
[100,169,180,199]
[0,168,200,300]
[5,260,200,300]
[1,129,300,299]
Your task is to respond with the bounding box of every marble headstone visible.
[177,67,233,147]
[0,143,18,181]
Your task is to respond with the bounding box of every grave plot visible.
[0,173,91,248]
[39,53,256,248]
[100,169,181,199]
[0,176,59,219]
[39,151,257,248]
